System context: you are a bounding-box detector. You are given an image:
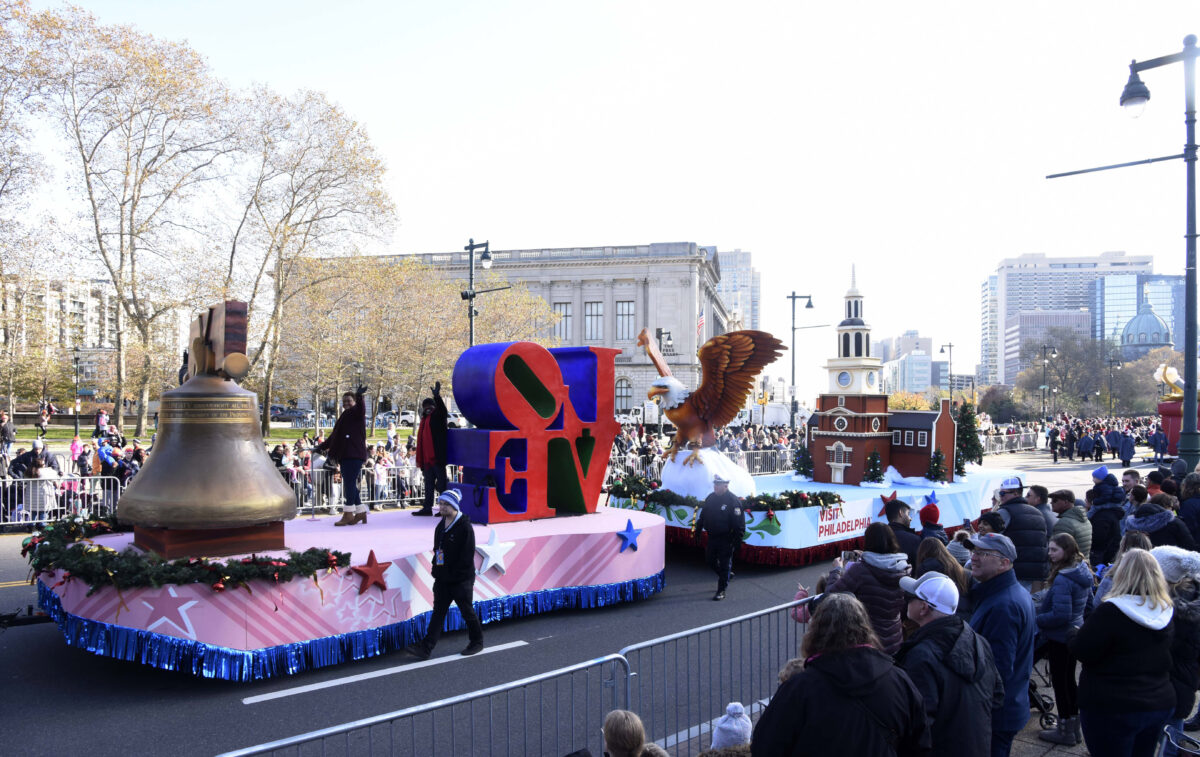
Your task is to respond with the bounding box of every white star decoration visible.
[476,528,515,576]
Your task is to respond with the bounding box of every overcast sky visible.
[43,1,1200,400]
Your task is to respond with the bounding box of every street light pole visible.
[939,342,954,399]
[1107,358,1122,414]
[786,292,814,433]
[1117,35,1199,468]
[1040,344,1058,420]
[654,329,673,438]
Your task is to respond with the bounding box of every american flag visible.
[697,306,705,337]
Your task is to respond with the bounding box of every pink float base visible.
[36,507,665,680]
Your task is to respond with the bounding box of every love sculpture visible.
[448,343,621,524]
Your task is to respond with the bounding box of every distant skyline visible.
[30,1,1199,401]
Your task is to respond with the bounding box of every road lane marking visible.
[242,640,529,704]
[0,580,32,589]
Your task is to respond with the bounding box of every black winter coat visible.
[1126,503,1198,551]
[431,514,476,584]
[1089,505,1125,566]
[1169,584,1200,720]
[895,616,1005,757]
[998,498,1048,583]
[319,389,367,462]
[828,553,910,654]
[751,647,931,757]
[890,522,923,566]
[1069,599,1175,714]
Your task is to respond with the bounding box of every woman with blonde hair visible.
[601,709,645,757]
[752,593,929,756]
[1069,548,1175,757]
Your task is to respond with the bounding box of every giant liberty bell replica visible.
[120,301,295,558]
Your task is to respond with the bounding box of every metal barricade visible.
[276,465,438,515]
[0,474,124,527]
[976,431,1039,455]
[620,597,811,756]
[216,653,630,757]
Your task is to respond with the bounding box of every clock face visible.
[872,418,881,432]
[837,371,852,387]
[866,372,875,387]
[834,417,848,432]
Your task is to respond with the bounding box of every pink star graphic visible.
[141,586,200,639]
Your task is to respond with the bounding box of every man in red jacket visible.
[412,381,449,517]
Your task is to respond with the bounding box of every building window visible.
[893,430,901,445]
[917,431,928,447]
[615,301,635,340]
[615,378,632,412]
[584,301,603,341]
[553,303,573,341]
[855,332,863,357]
[838,396,845,407]
[841,333,849,357]
[827,442,851,464]
[904,430,914,446]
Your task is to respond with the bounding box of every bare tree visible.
[30,5,236,435]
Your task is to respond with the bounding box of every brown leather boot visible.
[333,511,356,527]
[353,511,367,526]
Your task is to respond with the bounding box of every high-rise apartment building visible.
[878,329,933,364]
[979,275,999,385]
[713,248,761,330]
[982,252,1154,384]
[1003,310,1092,381]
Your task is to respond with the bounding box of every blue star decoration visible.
[924,490,938,506]
[616,518,642,553]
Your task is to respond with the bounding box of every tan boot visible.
[353,511,367,526]
[333,510,356,526]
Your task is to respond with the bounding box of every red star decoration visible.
[350,550,392,595]
[877,491,899,517]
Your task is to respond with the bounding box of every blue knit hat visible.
[1092,465,1109,481]
[437,488,463,510]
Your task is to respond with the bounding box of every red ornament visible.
[350,549,392,594]
[213,581,226,592]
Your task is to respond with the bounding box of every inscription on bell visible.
[161,398,256,424]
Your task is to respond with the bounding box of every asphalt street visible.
[0,448,1150,756]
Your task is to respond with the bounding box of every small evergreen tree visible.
[793,445,814,477]
[863,451,884,483]
[926,449,947,482]
[953,402,984,476]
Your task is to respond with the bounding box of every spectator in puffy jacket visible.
[1049,489,1092,559]
[1035,533,1093,746]
[1150,546,1200,747]
[993,476,1049,589]
[895,572,1003,757]
[1070,549,1175,757]
[1119,429,1137,467]
[1125,499,1198,551]
[1089,466,1127,567]
[826,522,910,655]
[752,593,931,757]
[1178,473,1200,544]
[918,501,948,545]
[967,532,1036,757]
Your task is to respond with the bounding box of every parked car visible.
[271,409,311,422]
[398,410,416,427]
[375,411,397,424]
[447,412,467,429]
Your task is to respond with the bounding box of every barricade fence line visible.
[0,474,124,527]
[217,597,815,757]
[977,430,1039,455]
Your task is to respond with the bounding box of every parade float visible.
[27,302,664,681]
[611,272,1011,565]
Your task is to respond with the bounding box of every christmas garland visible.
[23,517,351,595]
[743,489,845,511]
[608,473,658,499]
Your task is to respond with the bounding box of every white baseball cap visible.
[899,572,959,615]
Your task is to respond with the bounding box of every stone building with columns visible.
[395,241,733,415]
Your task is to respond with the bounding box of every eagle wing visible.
[686,330,786,429]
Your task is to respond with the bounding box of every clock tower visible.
[810,268,892,484]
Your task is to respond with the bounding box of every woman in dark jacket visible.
[1125,500,1198,551]
[827,522,910,654]
[1150,545,1200,752]
[316,385,369,526]
[1069,548,1175,757]
[1177,473,1200,544]
[752,593,930,756]
[1036,533,1093,746]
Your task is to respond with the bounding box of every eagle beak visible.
[647,386,668,401]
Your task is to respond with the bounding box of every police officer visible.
[695,473,746,601]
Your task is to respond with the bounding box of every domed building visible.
[1119,301,1172,361]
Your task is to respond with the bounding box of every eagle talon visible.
[682,449,703,466]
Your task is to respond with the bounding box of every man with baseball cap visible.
[406,488,484,659]
[895,573,1003,757]
[694,473,746,601]
[966,532,1035,757]
[991,475,1048,591]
